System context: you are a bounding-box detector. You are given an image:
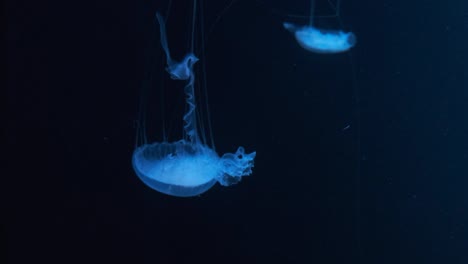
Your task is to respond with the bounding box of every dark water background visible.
[6,0,468,263]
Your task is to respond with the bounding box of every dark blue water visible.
[6,0,468,263]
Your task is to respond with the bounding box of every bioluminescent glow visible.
[155,13,198,81]
[132,4,255,197]
[284,0,356,53]
[284,22,356,53]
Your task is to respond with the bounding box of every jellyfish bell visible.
[283,0,356,54]
[284,22,356,53]
[132,141,255,197]
[132,142,218,197]
[132,5,256,197]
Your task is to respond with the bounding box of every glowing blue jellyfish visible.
[132,10,256,197]
[284,0,356,53]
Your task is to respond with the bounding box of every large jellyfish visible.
[132,2,256,197]
[283,0,356,53]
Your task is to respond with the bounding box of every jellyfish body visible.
[284,22,356,53]
[132,11,256,197]
[132,142,255,197]
[284,0,356,53]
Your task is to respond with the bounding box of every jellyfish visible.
[132,4,256,197]
[283,0,356,53]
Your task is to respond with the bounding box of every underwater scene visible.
[6,0,468,263]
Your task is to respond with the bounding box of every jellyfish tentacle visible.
[156,12,198,80]
[182,58,200,144]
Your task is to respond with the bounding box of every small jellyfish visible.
[284,0,356,53]
[132,6,256,197]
